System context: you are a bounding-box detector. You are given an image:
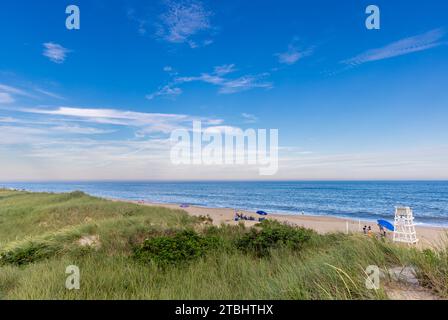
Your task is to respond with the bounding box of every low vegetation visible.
[235,220,315,257]
[133,230,221,266]
[0,189,447,300]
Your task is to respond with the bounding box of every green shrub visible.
[133,230,220,266]
[0,242,59,266]
[68,190,86,198]
[235,220,315,257]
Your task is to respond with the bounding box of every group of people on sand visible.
[235,211,256,221]
[363,224,387,238]
[234,211,267,222]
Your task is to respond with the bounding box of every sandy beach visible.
[132,201,448,249]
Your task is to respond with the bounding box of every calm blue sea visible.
[2,181,448,226]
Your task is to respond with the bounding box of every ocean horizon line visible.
[2,180,448,227]
[3,179,448,183]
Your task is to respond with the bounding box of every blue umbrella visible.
[256,210,268,216]
[377,219,394,231]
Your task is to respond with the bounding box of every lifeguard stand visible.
[393,207,418,244]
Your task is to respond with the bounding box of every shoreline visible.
[155,203,448,229]
[3,185,448,227]
[3,187,447,248]
[124,200,448,249]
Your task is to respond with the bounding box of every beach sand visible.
[128,201,447,249]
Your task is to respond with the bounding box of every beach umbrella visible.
[256,210,268,216]
[377,219,394,231]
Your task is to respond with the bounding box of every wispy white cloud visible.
[146,85,182,100]
[0,115,111,134]
[43,42,70,64]
[173,64,272,95]
[0,125,52,145]
[0,115,114,145]
[19,106,223,134]
[218,73,272,94]
[176,74,223,86]
[0,117,16,123]
[0,83,38,103]
[0,84,34,98]
[0,83,64,102]
[50,124,114,135]
[0,104,243,180]
[0,124,112,149]
[276,38,313,65]
[127,8,148,35]
[0,92,14,104]
[34,88,64,100]
[241,113,258,123]
[343,28,446,66]
[147,64,271,99]
[214,64,237,76]
[156,0,213,48]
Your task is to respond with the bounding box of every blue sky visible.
[0,0,447,180]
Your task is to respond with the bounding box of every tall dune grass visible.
[0,189,447,300]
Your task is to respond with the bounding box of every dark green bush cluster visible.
[235,220,315,257]
[68,190,87,198]
[133,230,220,266]
[133,222,316,266]
[0,242,58,266]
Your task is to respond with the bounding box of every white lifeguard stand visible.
[393,207,418,245]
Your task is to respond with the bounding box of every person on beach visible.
[363,226,367,235]
[378,224,384,236]
[368,226,373,237]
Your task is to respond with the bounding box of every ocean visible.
[1,181,448,226]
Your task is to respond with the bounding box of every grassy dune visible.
[0,189,447,300]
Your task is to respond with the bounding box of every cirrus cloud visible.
[276,38,314,65]
[156,0,213,48]
[0,92,14,104]
[343,28,446,66]
[43,42,71,64]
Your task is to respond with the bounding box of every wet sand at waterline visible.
[126,201,448,249]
